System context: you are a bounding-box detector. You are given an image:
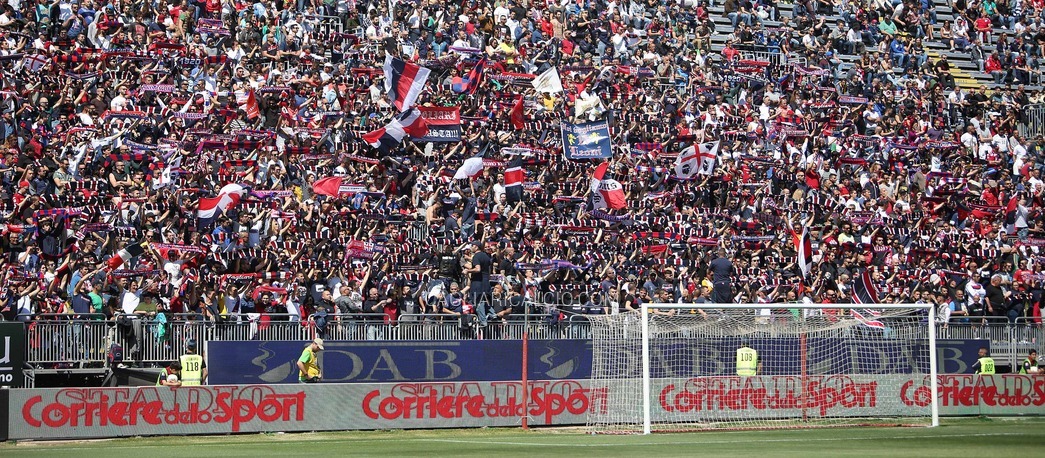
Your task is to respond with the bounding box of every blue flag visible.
[561,120,612,160]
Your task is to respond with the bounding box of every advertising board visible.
[7,374,1043,440]
[208,339,984,385]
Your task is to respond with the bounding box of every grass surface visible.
[3,417,1045,457]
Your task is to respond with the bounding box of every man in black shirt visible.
[362,287,391,340]
[709,248,734,303]
[983,274,1010,320]
[468,242,496,326]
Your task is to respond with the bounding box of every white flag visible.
[697,141,720,176]
[532,66,563,94]
[674,145,699,179]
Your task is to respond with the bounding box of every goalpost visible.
[586,303,939,434]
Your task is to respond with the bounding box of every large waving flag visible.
[454,157,485,180]
[590,163,627,210]
[675,145,699,178]
[452,58,486,94]
[697,141,720,176]
[851,270,880,305]
[312,176,344,198]
[362,108,429,153]
[504,157,524,204]
[107,241,147,270]
[383,53,431,111]
[198,183,247,226]
[532,66,563,93]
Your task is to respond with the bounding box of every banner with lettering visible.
[0,323,24,389]
[8,381,595,440]
[206,338,983,385]
[416,106,461,142]
[207,339,594,385]
[561,120,613,159]
[8,374,1045,440]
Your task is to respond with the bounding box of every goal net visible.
[586,303,939,434]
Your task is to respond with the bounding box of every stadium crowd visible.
[0,0,1043,341]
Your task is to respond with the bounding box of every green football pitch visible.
[3,417,1044,457]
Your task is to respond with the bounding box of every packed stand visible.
[0,0,1041,347]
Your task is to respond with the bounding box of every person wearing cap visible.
[179,339,206,386]
[297,338,324,383]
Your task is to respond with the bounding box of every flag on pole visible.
[504,157,524,204]
[312,176,344,197]
[454,157,485,180]
[793,226,812,279]
[383,53,431,111]
[590,163,627,210]
[197,183,247,226]
[1003,195,1020,231]
[697,141,720,176]
[22,54,49,72]
[510,95,525,130]
[532,66,563,93]
[107,242,146,270]
[362,108,429,153]
[851,270,880,305]
[452,58,486,94]
[674,145,699,178]
[245,89,260,119]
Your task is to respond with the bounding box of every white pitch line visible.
[415,432,1028,448]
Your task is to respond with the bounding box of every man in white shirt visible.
[109,85,131,111]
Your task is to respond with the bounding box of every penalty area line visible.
[416,432,1027,448]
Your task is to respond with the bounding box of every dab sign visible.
[0,322,25,388]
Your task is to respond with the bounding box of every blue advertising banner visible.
[209,339,985,385]
[561,120,612,159]
[618,338,986,377]
[209,340,594,385]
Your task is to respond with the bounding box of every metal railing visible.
[16,313,1044,368]
[1019,103,1045,138]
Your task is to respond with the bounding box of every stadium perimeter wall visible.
[1,374,1043,440]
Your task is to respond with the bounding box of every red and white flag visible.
[197,183,247,225]
[590,163,627,210]
[793,225,812,279]
[383,53,431,111]
[362,108,428,152]
[697,141,720,176]
[675,145,699,179]
[510,95,525,130]
[245,89,260,119]
[107,242,146,270]
[312,176,343,197]
[22,54,49,72]
[504,157,524,204]
[453,156,485,180]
